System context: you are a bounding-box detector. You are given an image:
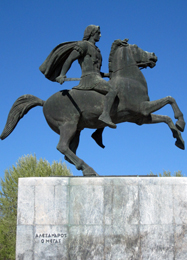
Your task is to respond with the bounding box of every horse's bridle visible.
[110,43,156,75]
[111,60,154,74]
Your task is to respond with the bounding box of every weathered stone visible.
[174,225,187,259]
[69,185,104,225]
[69,226,104,260]
[105,225,140,260]
[16,225,34,260]
[17,185,34,225]
[173,184,187,224]
[16,177,187,259]
[140,224,174,260]
[139,183,173,225]
[112,185,139,225]
[34,225,68,260]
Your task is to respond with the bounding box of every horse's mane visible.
[109,39,129,78]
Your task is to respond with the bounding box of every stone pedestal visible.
[16,177,187,260]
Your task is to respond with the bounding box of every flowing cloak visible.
[39,40,112,93]
[39,41,77,82]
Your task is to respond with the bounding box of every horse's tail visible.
[0,94,45,140]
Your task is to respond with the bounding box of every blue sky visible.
[0,1,187,178]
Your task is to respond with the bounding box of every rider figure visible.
[40,25,117,128]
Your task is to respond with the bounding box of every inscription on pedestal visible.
[35,233,67,244]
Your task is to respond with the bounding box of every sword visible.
[64,78,81,81]
[57,73,109,83]
[56,77,81,84]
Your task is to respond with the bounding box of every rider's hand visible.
[56,75,66,84]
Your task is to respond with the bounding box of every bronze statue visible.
[0,25,185,176]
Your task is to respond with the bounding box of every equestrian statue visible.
[0,25,185,176]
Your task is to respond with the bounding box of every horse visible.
[0,39,185,176]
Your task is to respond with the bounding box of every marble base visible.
[16,177,187,260]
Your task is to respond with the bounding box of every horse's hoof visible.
[83,167,99,177]
[175,139,185,150]
[176,119,185,132]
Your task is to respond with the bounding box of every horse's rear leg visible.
[57,123,99,176]
[142,114,185,150]
[64,130,80,164]
[140,96,185,132]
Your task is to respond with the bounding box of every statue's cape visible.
[39,41,77,82]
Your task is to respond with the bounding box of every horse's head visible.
[130,43,158,69]
[109,39,158,78]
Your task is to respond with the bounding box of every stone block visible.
[112,185,139,225]
[69,225,104,260]
[69,185,104,225]
[105,225,140,260]
[34,225,68,260]
[174,225,187,259]
[17,185,35,225]
[16,225,34,260]
[140,224,174,260]
[173,184,187,224]
[139,184,173,225]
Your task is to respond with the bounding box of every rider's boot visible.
[98,91,117,129]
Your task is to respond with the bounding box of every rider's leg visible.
[91,128,105,148]
[93,81,118,129]
[98,89,117,128]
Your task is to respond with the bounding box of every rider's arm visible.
[56,41,87,84]
[60,50,81,76]
[56,50,80,84]
[61,41,88,76]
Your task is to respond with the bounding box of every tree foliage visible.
[149,170,184,177]
[0,154,72,260]
[158,170,183,177]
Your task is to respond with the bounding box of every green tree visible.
[158,170,183,177]
[0,154,72,260]
[149,170,184,177]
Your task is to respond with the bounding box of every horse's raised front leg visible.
[57,122,99,176]
[140,96,185,132]
[142,114,185,150]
